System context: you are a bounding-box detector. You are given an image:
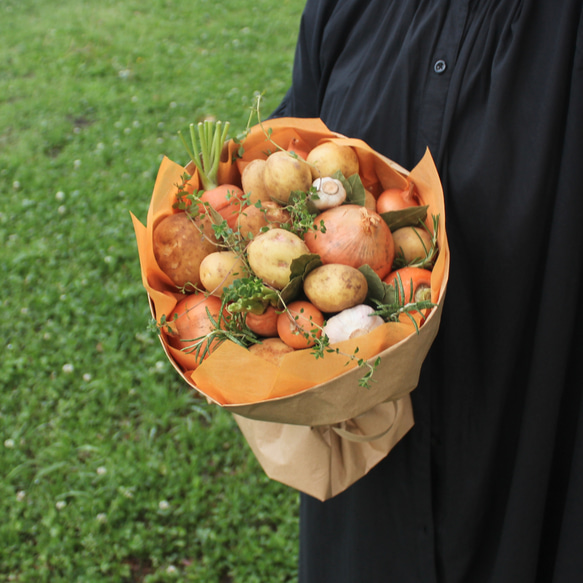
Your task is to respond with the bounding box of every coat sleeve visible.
[272,0,340,118]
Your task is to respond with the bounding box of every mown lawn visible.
[0,0,305,580]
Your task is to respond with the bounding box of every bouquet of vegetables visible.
[132,115,449,499]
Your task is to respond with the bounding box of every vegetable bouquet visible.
[132,116,449,498]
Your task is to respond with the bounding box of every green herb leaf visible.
[358,265,397,305]
[331,171,367,206]
[280,253,322,304]
[380,204,429,231]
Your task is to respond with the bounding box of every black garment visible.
[274,1,583,582]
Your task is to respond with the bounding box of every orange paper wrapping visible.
[132,118,449,499]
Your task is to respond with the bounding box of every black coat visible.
[274,1,583,581]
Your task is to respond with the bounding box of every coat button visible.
[433,59,447,74]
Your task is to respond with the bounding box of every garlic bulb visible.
[311,177,347,210]
[322,304,384,344]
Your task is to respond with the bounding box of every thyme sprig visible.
[175,306,260,364]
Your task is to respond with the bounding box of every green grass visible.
[0,0,304,580]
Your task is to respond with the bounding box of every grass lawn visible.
[0,0,305,580]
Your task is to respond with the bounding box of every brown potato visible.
[248,337,295,365]
[153,212,218,289]
[247,228,310,289]
[241,159,271,204]
[303,264,368,313]
[199,250,249,296]
[262,150,313,205]
[306,142,360,180]
[237,201,292,240]
[392,226,433,264]
[364,189,377,211]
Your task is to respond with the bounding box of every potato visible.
[237,201,292,240]
[364,189,377,211]
[199,250,249,296]
[248,337,295,365]
[262,150,313,205]
[247,228,310,289]
[241,159,271,204]
[392,226,433,264]
[303,264,368,313]
[153,212,218,289]
[306,142,360,180]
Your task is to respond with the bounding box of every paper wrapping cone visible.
[233,397,414,501]
[132,117,449,499]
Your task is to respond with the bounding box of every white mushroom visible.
[322,304,385,344]
[311,177,347,210]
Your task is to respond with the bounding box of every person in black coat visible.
[273,1,583,581]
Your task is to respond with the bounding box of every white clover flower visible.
[166,565,178,574]
[55,191,65,201]
[120,487,134,499]
[73,159,81,169]
[96,466,107,475]
[13,181,21,190]
[83,373,92,382]
[56,500,66,510]
[158,500,170,510]
[96,513,107,523]
[4,439,15,448]
[16,491,26,502]
[62,363,74,374]
[58,205,67,215]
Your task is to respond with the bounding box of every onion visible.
[376,181,419,213]
[303,204,395,279]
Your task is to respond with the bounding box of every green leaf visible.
[207,204,225,226]
[280,253,322,304]
[223,277,279,315]
[346,173,367,206]
[289,253,322,280]
[332,171,366,206]
[358,264,397,305]
[380,204,429,231]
